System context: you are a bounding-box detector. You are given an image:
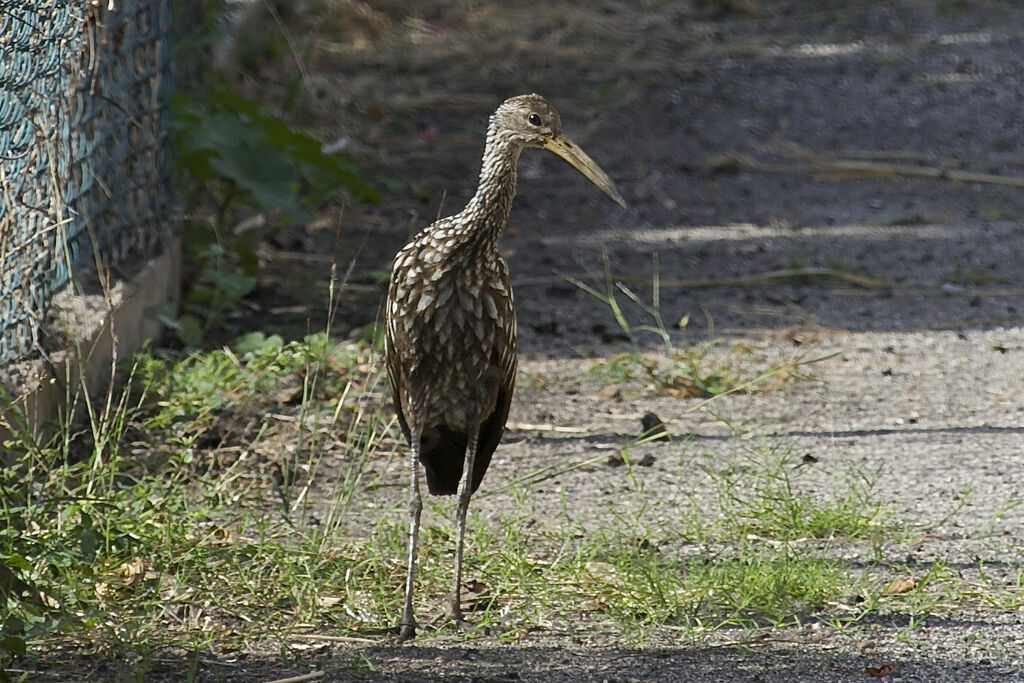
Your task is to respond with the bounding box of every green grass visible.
[0,331,388,661]
[573,252,836,400]
[370,428,900,642]
[703,438,887,541]
[587,340,820,400]
[588,348,742,398]
[358,506,854,642]
[0,329,1018,672]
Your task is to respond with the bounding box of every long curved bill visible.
[542,136,627,208]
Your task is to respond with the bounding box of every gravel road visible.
[344,2,1024,679]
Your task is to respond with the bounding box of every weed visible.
[0,314,389,664]
[574,254,831,400]
[704,436,887,541]
[169,87,380,345]
[589,351,640,383]
[588,340,822,401]
[1,343,1006,666]
[566,252,676,351]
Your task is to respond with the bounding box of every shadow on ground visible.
[69,637,1019,682]
[239,1,1024,359]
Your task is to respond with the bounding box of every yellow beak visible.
[542,136,627,208]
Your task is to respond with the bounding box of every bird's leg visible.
[398,427,423,643]
[449,426,480,625]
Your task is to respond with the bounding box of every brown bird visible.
[384,94,625,641]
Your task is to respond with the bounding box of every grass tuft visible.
[0,323,1003,670]
[704,436,887,542]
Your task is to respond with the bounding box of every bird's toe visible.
[397,622,417,643]
[448,598,466,626]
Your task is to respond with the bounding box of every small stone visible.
[640,412,671,441]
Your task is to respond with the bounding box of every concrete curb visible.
[0,238,180,449]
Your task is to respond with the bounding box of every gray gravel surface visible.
[345,1,1024,679]
[92,1,1024,680]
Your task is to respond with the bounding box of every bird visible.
[384,93,625,642]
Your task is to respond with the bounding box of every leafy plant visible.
[573,254,835,400]
[168,87,380,345]
[0,325,385,668]
[173,88,378,220]
[704,436,888,541]
[566,252,676,351]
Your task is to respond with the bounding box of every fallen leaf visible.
[661,375,701,398]
[119,557,146,586]
[794,453,819,468]
[275,381,303,405]
[665,386,701,398]
[211,526,235,544]
[864,663,899,677]
[315,595,342,608]
[787,330,810,345]
[884,577,918,595]
[459,579,492,612]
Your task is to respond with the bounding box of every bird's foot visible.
[448,596,466,628]
[397,621,417,643]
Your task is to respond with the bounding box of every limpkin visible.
[385,94,625,641]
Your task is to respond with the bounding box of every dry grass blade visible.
[289,633,377,644]
[262,672,326,683]
[506,422,590,433]
[658,268,888,290]
[711,142,1024,189]
[522,267,889,290]
[478,451,612,498]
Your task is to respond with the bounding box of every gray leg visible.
[398,427,423,642]
[449,426,480,624]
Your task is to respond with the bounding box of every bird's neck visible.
[457,129,522,251]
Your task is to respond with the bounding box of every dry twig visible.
[710,141,1024,189]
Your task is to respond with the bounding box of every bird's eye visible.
[528,113,542,126]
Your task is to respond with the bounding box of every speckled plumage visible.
[384,94,625,641]
[385,97,533,495]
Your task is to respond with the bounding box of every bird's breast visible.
[387,251,516,429]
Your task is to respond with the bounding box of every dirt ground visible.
[254,0,1024,351]
[144,0,1024,679]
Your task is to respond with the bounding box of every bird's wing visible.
[468,260,518,493]
[385,347,412,445]
[385,246,417,444]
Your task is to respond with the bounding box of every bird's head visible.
[492,94,564,146]
[491,94,627,208]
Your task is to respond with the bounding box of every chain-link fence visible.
[1,0,175,366]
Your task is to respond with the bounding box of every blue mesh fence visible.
[0,0,175,366]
